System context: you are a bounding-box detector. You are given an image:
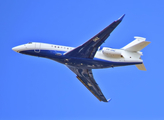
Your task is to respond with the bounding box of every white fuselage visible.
[12,42,143,69]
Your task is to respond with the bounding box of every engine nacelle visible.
[102,47,122,57]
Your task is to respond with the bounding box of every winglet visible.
[118,14,125,21]
[107,98,112,102]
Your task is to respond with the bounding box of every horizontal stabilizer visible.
[136,63,146,71]
[122,37,150,51]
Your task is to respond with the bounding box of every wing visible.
[65,14,125,59]
[67,66,109,102]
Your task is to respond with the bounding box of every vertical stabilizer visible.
[122,36,150,71]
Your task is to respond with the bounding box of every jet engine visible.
[102,47,122,57]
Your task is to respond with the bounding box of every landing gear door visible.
[34,43,41,53]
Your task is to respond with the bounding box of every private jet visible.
[12,14,150,102]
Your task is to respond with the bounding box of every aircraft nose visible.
[12,46,20,52]
[12,45,26,52]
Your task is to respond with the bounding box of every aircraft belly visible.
[51,56,141,69]
[20,50,142,69]
[65,58,111,69]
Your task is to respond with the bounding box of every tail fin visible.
[136,63,146,71]
[122,37,150,71]
[122,36,150,52]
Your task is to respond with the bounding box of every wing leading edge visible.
[65,14,125,59]
[67,66,109,102]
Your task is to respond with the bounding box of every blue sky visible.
[0,0,164,120]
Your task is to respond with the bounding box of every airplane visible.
[12,14,150,102]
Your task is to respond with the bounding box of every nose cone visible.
[12,45,26,53]
[12,46,20,52]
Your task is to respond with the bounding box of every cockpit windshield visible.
[28,42,33,44]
